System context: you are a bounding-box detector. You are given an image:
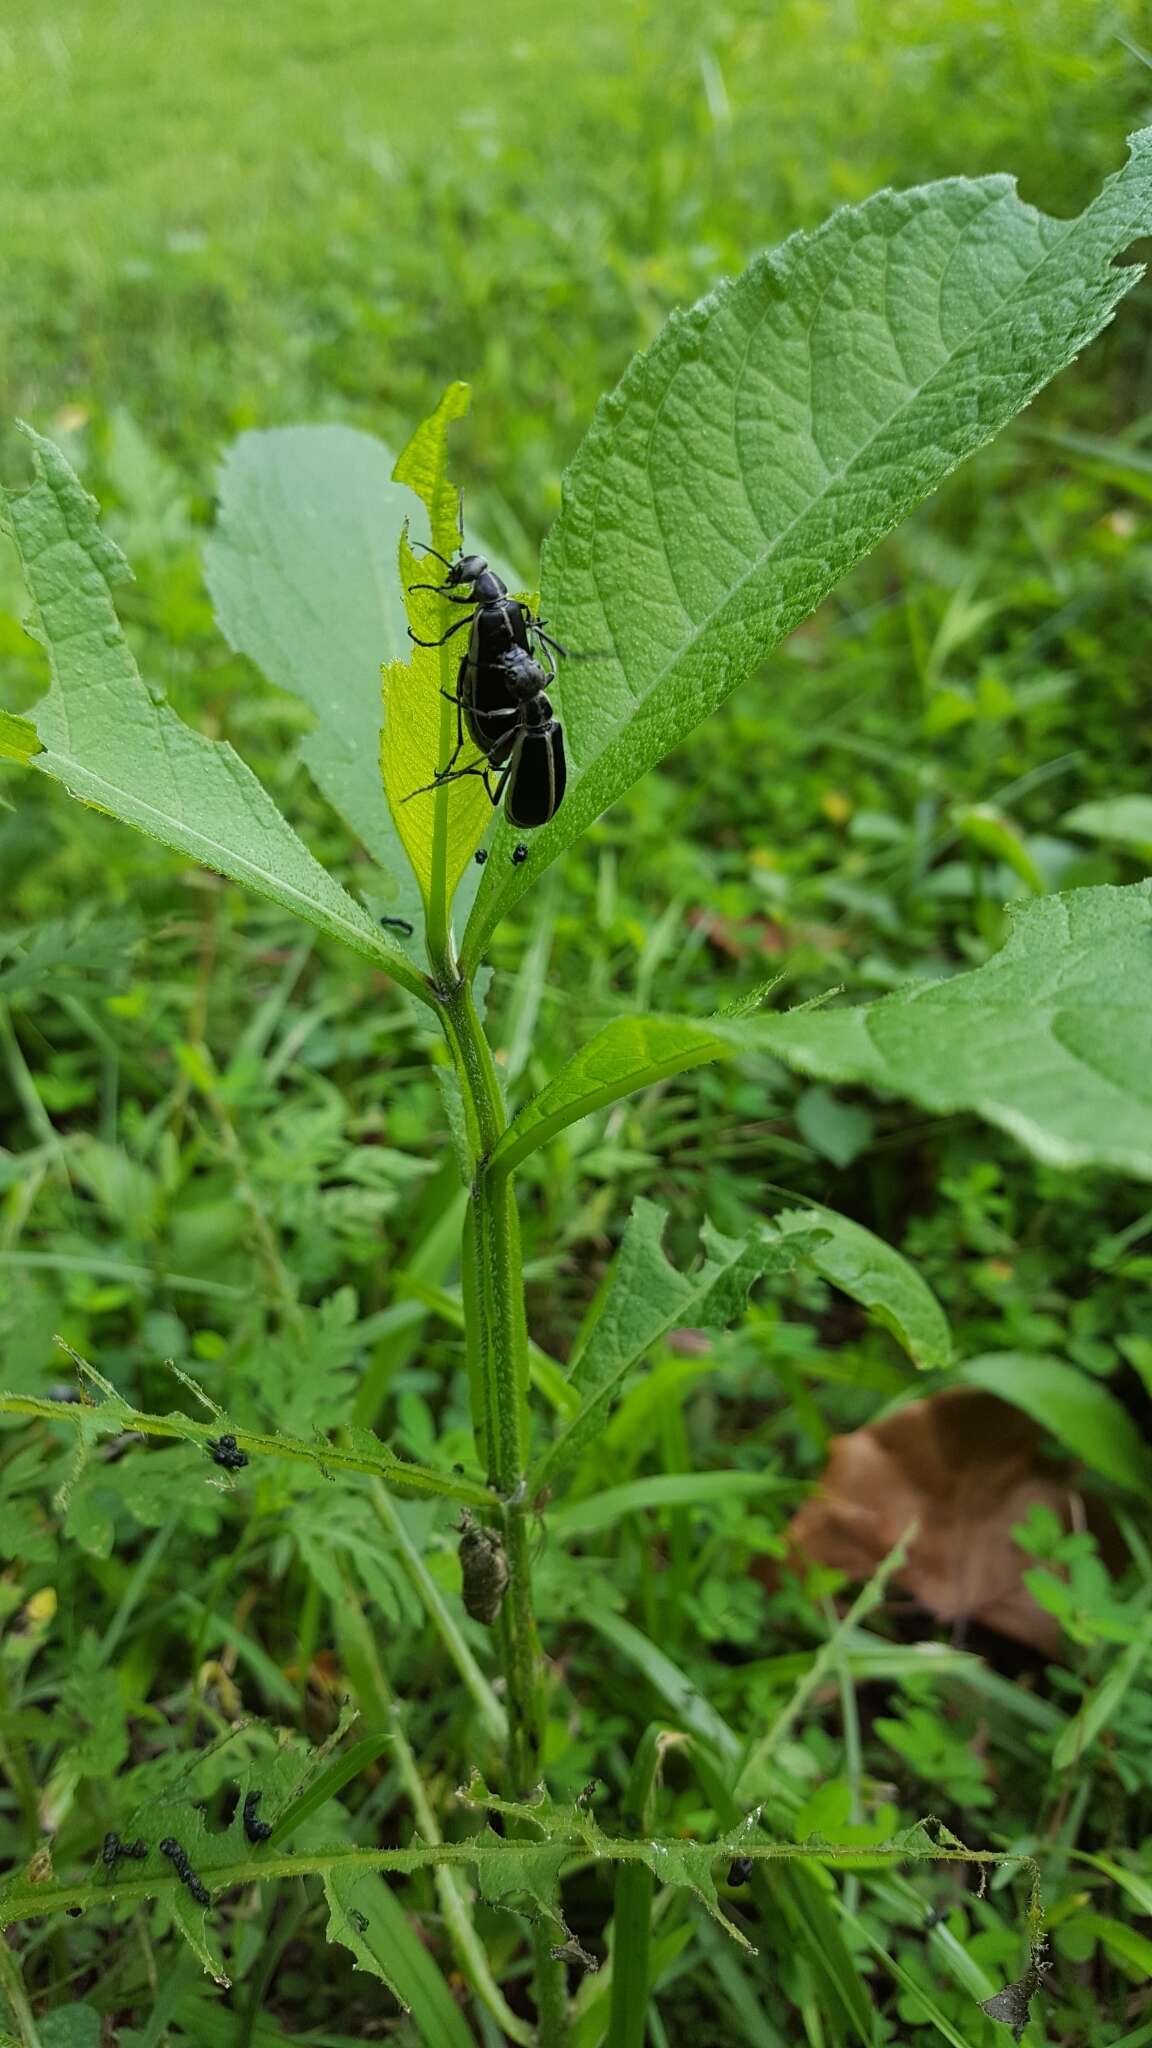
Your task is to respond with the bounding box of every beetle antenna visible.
[409,542,455,568]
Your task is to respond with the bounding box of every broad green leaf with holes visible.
[772,1204,953,1370]
[751,884,1152,1181]
[0,430,429,1005]
[463,130,1152,966]
[381,387,494,930]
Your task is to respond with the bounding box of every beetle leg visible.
[407,615,473,648]
[403,756,495,803]
[485,758,515,808]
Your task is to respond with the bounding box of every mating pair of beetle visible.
[404,546,571,831]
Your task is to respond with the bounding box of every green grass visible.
[3,1,1152,2041]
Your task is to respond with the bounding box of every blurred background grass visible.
[3,0,1149,505]
[3,4,1152,2039]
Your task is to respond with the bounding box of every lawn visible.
[2,3,1152,2043]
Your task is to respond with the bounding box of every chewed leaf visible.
[458,1770,752,1950]
[463,130,1152,963]
[324,1868,475,2047]
[392,379,470,545]
[638,1839,754,1952]
[381,388,493,917]
[475,1830,571,1933]
[535,1196,803,1490]
[980,1964,1044,2041]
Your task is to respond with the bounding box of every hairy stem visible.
[438,976,567,2037]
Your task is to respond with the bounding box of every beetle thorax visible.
[500,647,551,703]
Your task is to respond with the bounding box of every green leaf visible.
[766,1864,877,2046]
[265,1732,392,1847]
[381,386,493,925]
[1052,1611,1152,1769]
[695,1910,787,2048]
[951,803,1047,893]
[489,1014,738,1178]
[1072,1850,1152,1920]
[1065,795,1152,855]
[461,1770,749,1956]
[37,2007,103,2048]
[0,430,429,1006]
[549,1470,795,1541]
[794,1085,875,1168]
[0,708,39,764]
[324,1868,476,2047]
[1066,1912,1152,1980]
[463,130,1152,961]
[772,1203,952,1369]
[581,1609,741,1767]
[749,883,1152,1181]
[607,1730,661,2048]
[203,423,414,889]
[534,1196,800,1491]
[957,1352,1152,1497]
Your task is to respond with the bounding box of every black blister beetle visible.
[405,546,571,829]
[406,636,568,829]
[407,547,565,670]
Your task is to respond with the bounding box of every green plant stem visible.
[367,1478,507,1746]
[337,1589,533,2047]
[607,1726,681,2048]
[0,1935,41,2048]
[0,1660,39,1849]
[438,974,567,2037]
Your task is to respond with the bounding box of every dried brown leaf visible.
[783,1388,1093,1656]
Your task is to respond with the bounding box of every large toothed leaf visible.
[463,130,1152,965]
[381,385,493,924]
[0,430,428,1004]
[752,883,1152,1181]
